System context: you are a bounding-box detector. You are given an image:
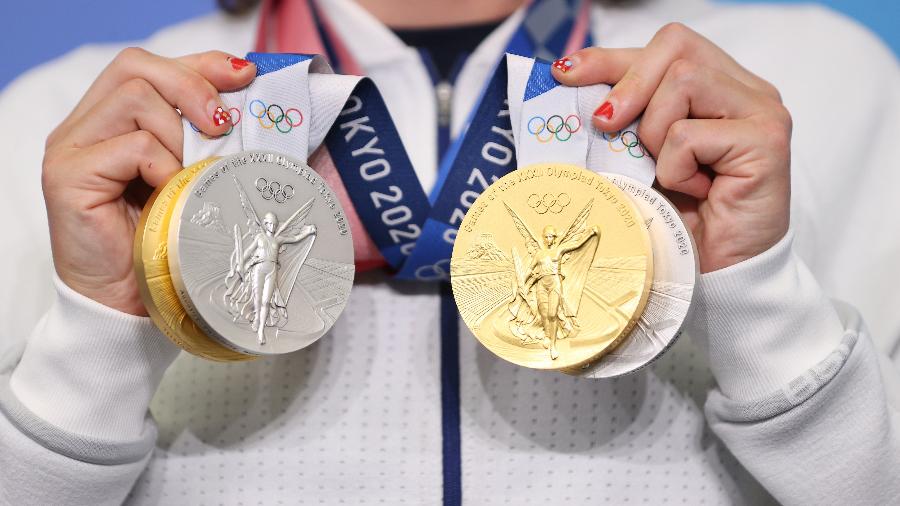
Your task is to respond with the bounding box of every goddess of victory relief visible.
[506,199,599,360]
[223,175,317,345]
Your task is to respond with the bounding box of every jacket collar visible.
[315,0,527,75]
[311,0,714,85]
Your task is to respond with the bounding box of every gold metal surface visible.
[451,164,653,370]
[134,158,255,362]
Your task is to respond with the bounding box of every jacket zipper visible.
[436,80,453,129]
[436,80,453,160]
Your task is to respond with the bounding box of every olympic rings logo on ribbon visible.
[249,99,303,134]
[527,114,581,143]
[527,192,571,214]
[414,258,451,281]
[603,130,649,159]
[255,177,295,204]
[189,107,241,139]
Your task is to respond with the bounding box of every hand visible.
[553,23,791,273]
[42,48,256,315]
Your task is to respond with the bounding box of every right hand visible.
[41,48,256,316]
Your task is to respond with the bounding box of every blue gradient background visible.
[1,0,897,90]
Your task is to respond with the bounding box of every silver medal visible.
[575,174,697,378]
[168,151,354,355]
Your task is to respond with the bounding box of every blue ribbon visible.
[395,63,515,280]
[247,52,432,271]
[248,0,592,281]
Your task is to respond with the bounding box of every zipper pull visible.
[436,80,453,128]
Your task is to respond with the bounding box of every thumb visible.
[176,50,257,93]
[550,47,640,87]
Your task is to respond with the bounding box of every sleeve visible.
[0,421,154,506]
[0,46,181,505]
[683,6,900,504]
[0,273,180,506]
[690,231,900,505]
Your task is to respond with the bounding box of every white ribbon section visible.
[181,56,359,167]
[182,89,245,164]
[240,60,315,161]
[506,54,656,186]
[507,55,588,168]
[307,73,360,151]
[578,85,656,185]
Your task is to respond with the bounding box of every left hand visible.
[552,23,792,273]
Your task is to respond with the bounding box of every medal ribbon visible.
[254,0,624,281]
[181,51,432,271]
[186,0,654,281]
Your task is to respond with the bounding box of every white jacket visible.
[0,0,899,504]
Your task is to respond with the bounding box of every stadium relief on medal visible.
[173,153,354,354]
[452,165,651,369]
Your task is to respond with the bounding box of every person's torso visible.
[538,252,560,276]
[129,4,774,504]
[2,0,897,503]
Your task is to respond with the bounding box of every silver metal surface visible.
[168,151,354,355]
[575,174,697,378]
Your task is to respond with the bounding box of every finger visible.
[637,61,772,156]
[176,51,256,91]
[550,47,641,85]
[572,23,778,131]
[655,116,791,201]
[57,78,184,161]
[55,49,253,141]
[655,119,748,199]
[44,130,181,208]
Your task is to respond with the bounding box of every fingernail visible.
[593,101,614,120]
[212,106,231,126]
[552,57,574,73]
[228,56,251,71]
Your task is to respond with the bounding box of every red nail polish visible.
[213,106,231,126]
[229,57,250,71]
[552,57,574,73]
[594,101,614,120]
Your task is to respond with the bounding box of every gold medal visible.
[451,163,653,370]
[134,158,254,362]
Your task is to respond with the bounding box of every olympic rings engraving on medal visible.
[603,130,649,158]
[255,177,295,204]
[249,99,303,134]
[527,114,581,143]
[190,107,241,139]
[527,193,571,214]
